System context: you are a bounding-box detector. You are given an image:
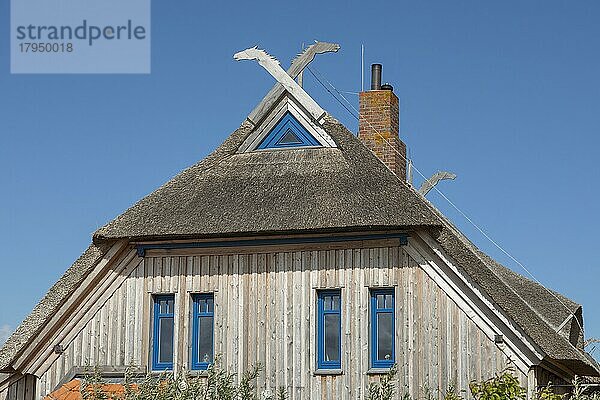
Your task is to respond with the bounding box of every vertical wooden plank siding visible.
[36,245,525,399]
[2,375,36,400]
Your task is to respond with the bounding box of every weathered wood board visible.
[30,243,523,400]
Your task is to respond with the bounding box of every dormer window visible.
[236,95,336,153]
[256,112,320,150]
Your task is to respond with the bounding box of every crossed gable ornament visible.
[234,41,340,127]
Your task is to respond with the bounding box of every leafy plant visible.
[536,384,564,400]
[276,386,288,400]
[81,367,109,400]
[202,357,236,400]
[82,363,593,400]
[366,364,398,400]
[421,384,437,400]
[570,376,600,400]
[237,365,261,400]
[80,357,263,400]
[469,368,526,400]
[444,383,464,400]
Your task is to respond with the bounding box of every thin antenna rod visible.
[361,44,364,92]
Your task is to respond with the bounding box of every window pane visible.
[197,316,214,363]
[198,299,206,313]
[167,299,174,313]
[278,129,302,145]
[324,296,331,311]
[160,300,168,314]
[385,294,393,309]
[324,314,340,361]
[377,313,393,361]
[332,295,340,311]
[377,294,385,309]
[158,318,174,363]
[207,297,214,313]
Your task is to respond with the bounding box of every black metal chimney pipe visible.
[371,64,382,90]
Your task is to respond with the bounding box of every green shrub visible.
[366,364,398,400]
[81,363,578,400]
[444,383,465,400]
[469,368,526,400]
[276,386,288,400]
[536,384,564,400]
[570,376,600,400]
[81,367,110,400]
[81,358,265,400]
[237,365,261,400]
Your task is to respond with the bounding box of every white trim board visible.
[17,248,140,376]
[10,240,129,373]
[405,231,545,374]
[238,94,336,153]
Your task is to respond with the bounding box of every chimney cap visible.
[371,64,382,90]
[381,83,393,91]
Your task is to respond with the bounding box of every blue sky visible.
[1,0,599,360]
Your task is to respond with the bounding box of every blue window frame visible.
[317,290,342,370]
[370,289,395,368]
[191,294,214,370]
[257,112,321,150]
[152,295,175,370]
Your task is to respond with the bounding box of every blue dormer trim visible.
[256,112,321,150]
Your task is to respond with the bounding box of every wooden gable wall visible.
[18,238,526,400]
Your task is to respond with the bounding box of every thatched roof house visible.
[1,45,597,400]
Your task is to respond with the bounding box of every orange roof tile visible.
[44,379,137,400]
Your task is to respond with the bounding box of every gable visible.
[20,240,526,399]
[3,230,598,400]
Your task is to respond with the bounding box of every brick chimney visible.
[358,64,407,180]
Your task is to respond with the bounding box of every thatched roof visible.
[93,117,441,241]
[436,227,596,374]
[1,114,597,377]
